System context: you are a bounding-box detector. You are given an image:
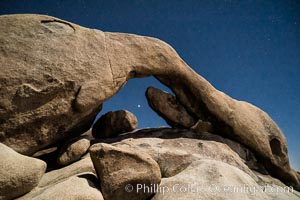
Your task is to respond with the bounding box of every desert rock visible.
[191,120,214,132]
[38,157,95,188]
[89,143,161,200]
[0,143,46,200]
[100,128,257,178]
[153,159,299,200]
[146,86,196,128]
[92,110,138,139]
[18,175,103,200]
[0,14,105,155]
[0,14,298,188]
[57,137,90,166]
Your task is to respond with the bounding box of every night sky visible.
[1,0,299,170]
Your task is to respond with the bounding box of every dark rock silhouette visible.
[92,110,138,139]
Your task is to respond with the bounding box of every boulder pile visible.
[0,14,299,199]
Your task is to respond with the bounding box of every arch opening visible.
[94,76,173,129]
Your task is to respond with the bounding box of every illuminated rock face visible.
[89,143,161,200]
[0,14,299,189]
[0,143,46,200]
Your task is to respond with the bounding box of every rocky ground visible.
[2,124,300,200]
[0,14,300,200]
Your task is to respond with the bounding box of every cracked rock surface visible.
[0,14,299,189]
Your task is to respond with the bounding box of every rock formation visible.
[104,128,257,178]
[90,143,161,200]
[0,143,46,200]
[0,13,299,198]
[153,159,300,200]
[57,137,90,166]
[17,157,98,199]
[18,175,103,200]
[92,110,138,139]
[146,86,196,128]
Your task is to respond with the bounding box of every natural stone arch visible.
[0,14,299,189]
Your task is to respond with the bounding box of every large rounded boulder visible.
[0,14,298,189]
[92,110,138,139]
[0,143,46,200]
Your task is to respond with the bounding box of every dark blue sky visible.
[1,0,299,170]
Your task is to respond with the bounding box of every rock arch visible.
[0,14,299,189]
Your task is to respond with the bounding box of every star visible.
[137,105,141,108]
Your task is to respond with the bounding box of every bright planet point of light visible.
[137,105,141,108]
